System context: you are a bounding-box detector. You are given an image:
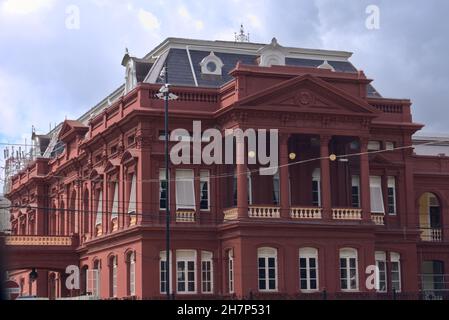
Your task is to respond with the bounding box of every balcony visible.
[176,210,196,223]
[248,206,280,219]
[332,208,362,221]
[421,228,443,242]
[4,236,74,246]
[223,208,238,221]
[290,207,322,220]
[371,214,385,226]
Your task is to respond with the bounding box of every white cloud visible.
[176,5,204,31]
[1,0,54,15]
[138,8,160,31]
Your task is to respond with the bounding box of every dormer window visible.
[258,38,287,67]
[200,52,224,76]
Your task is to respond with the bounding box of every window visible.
[159,170,168,210]
[370,176,385,214]
[351,175,360,208]
[176,250,196,294]
[160,251,172,294]
[387,177,397,215]
[88,260,101,297]
[200,51,224,75]
[95,190,103,227]
[111,183,119,221]
[299,248,319,292]
[385,142,395,151]
[273,172,280,205]
[128,252,136,296]
[128,174,137,214]
[200,170,210,211]
[176,170,196,210]
[258,247,278,292]
[201,251,213,294]
[110,256,118,298]
[368,141,381,151]
[375,252,387,292]
[228,250,234,294]
[391,252,402,292]
[340,248,359,291]
[312,168,321,207]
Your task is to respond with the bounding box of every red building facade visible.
[4,37,449,300]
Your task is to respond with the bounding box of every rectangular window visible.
[176,250,196,294]
[111,182,119,220]
[129,255,136,296]
[228,251,234,294]
[375,252,387,292]
[368,141,381,151]
[201,252,213,294]
[391,253,402,292]
[370,176,385,214]
[200,170,210,211]
[112,259,118,298]
[340,251,358,291]
[387,177,397,215]
[175,170,195,210]
[351,175,360,208]
[159,170,168,210]
[95,190,103,227]
[273,173,280,205]
[258,249,277,292]
[128,174,137,214]
[385,142,395,151]
[299,250,319,292]
[160,251,171,294]
[312,169,321,207]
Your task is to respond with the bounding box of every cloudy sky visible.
[0,0,448,186]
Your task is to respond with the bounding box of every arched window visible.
[109,255,118,298]
[339,248,359,291]
[128,252,136,296]
[299,248,319,292]
[257,247,278,292]
[88,260,101,298]
[69,190,77,234]
[419,193,442,241]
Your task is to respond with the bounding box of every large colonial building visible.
[3,36,449,300]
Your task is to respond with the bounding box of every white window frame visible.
[299,248,319,292]
[200,170,210,212]
[257,247,278,292]
[375,251,387,292]
[95,190,103,227]
[339,248,359,292]
[391,252,402,293]
[111,182,119,220]
[370,176,385,214]
[160,251,173,294]
[312,168,321,207]
[387,177,397,215]
[128,174,137,214]
[176,250,197,294]
[201,251,213,294]
[175,170,196,211]
[351,175,360,208]
[228,250,234,294]
[111,256,118,298]
[129,252,136,296]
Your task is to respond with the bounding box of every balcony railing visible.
[332,208,362,221]
[421,228,443,242]
[290,207,322,219]
[248,206,280,219]
[223,208,238,221]
[4,236,73,246]
[176,210,196,223]
[371,214,385,226]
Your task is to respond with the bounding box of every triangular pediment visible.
[58,120,88,142]
[238,74,379,116]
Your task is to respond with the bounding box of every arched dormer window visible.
[258,38,287,67]
[200,52,224,76]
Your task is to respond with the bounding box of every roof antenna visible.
[235,24,250,43]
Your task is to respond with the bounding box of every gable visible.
[238,74,380,116]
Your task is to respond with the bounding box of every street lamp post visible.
[157,62,178,300]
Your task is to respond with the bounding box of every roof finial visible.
[235,24,250,43]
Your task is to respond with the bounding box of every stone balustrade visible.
[248,206,280,219]
[332,208,362,220]
[290,207,322,219]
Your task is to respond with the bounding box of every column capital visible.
[359,136,370,147]
[320,134,332,145]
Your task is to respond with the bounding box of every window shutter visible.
[370,176,385,213]
[95,191,103,226]
[111,183,119,219]
[176,170,195,210]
